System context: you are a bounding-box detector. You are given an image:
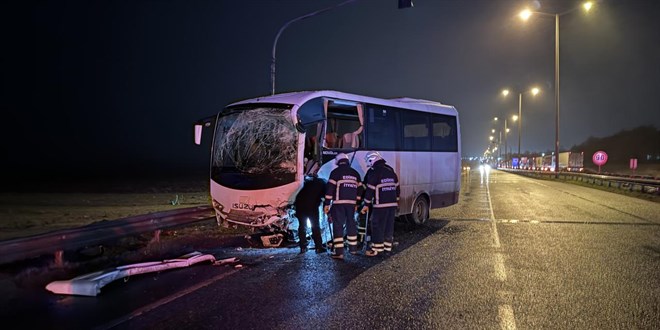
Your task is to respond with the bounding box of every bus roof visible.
[227,90,458,116]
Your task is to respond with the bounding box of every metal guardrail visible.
[501,169,660,195]
[0,205,215,266]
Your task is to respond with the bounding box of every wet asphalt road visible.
[4,169,660,329]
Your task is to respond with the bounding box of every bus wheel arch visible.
[407,194,430,225]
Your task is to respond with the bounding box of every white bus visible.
[194,90,461,243]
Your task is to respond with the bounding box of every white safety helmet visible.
[335,153,349,165]
[364,151,383,168]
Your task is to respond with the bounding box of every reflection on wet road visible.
[4,169,660,329]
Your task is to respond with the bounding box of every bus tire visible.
[408,195,429,225]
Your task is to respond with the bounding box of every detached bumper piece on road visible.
[45,251,218,297]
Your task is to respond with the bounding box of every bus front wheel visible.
[408,195,429,225]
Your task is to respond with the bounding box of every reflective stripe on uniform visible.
[374,202,398,208]
[334,179,359,203]
[333,199,356,204]
[333,237,344,249]
[371,243,384,252]
[375,182,398,206]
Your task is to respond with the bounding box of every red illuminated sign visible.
[592,151,608,166]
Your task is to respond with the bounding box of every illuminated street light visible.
[518,2,594,174]
[493,115,516,168]
[502,87,540,167]
[519,9,532,20]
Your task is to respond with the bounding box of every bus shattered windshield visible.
[212,105,297,190]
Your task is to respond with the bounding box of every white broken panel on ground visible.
[45,251,219,297]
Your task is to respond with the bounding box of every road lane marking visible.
[494,253,507,282]
[498,305,517,330]
[498,219,659,226]
[96,254,274,330]
[525,180,655,224]
[488,174,517,330]
[486,174,501,248]
[96,268,242,330]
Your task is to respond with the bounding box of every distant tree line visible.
[570,125,660,164]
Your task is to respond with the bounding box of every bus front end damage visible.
[211,196,293,247]
[209,104,300,247]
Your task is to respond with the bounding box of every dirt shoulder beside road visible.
[0,191,211,241]
[0,175,214,241]
[0,176,256,292]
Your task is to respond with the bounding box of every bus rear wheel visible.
[408,195,429,225]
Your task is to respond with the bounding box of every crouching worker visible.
[361,151,399,256]
[324,153,362,259]
[294,174,327,254]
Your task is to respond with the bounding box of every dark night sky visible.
[2,0,659,181]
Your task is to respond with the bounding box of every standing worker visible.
[361,151,399,256]
[294,174,327,254]
[358,155,395,249]
[324,153,362,259]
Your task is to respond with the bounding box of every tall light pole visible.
[270,0,413,95]
[494,115,514,167]
[493,118,504,167]
[502,87,539,167]
[519,2,593,174]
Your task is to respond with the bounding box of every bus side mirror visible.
[194,124,203,145]
[193,114,216,146]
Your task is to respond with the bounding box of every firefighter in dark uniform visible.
[361,151,400,256]
[323,153,362,259]
[294,174,327,254]
[357,154,395,249]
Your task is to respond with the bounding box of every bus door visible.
[296,97,325,175]
[321,99,365,165]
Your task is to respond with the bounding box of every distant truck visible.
[520,157,532,170]
[543,154,555,171]
[533,156,543,170]
[558,151,584,172]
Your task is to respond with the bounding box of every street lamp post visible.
[271,0,358,96]
[502,87,539,167]
[519,2,593,174]
[494,116,513,167]
[498,130,502,164]
[270,0,413,95]
[518,92,522,162]
[504,119,508,166]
